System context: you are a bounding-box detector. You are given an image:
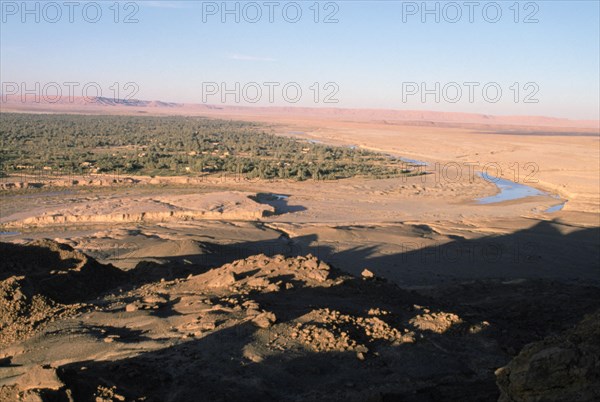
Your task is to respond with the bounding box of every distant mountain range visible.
[1,94,598,129]
[91,97,183,108]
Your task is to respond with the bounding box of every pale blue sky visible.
[1,1,599,119]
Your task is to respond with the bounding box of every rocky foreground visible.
[0,240,599,401]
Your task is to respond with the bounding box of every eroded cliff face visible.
[2,191,274,228]
[19,209,270,225]
[496,310,600,402]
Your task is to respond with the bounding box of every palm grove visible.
[0,113,419,181]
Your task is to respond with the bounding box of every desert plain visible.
[0,100,599,401]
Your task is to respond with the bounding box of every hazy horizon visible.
[1,0,599,120]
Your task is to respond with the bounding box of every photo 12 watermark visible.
[400,1,540,23]
[401,82,540,104]
[201,81,340,104]
[398,239,541,265]
[1,1,140,23]
[200,1,340,23]
[1,81,140,103]
[401,161,540,185]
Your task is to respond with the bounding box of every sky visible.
[1,0,599,119]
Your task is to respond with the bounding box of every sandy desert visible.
[0,98,598,401]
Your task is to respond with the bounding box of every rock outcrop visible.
[496,310,600,402]
[0,240,125,346]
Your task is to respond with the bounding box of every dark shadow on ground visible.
[250,193,308,215]
[58,275,505,402]
[0,240,125,303]
[292,220,600,286]
[6,220,599,401]
[125,234,319,288]
[123,220,600,355]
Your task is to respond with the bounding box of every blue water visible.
[545,202,567,213]
[400,157,429,166]
[287,137,567,212]
[477,173,547,204]
[0,231,20,236]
